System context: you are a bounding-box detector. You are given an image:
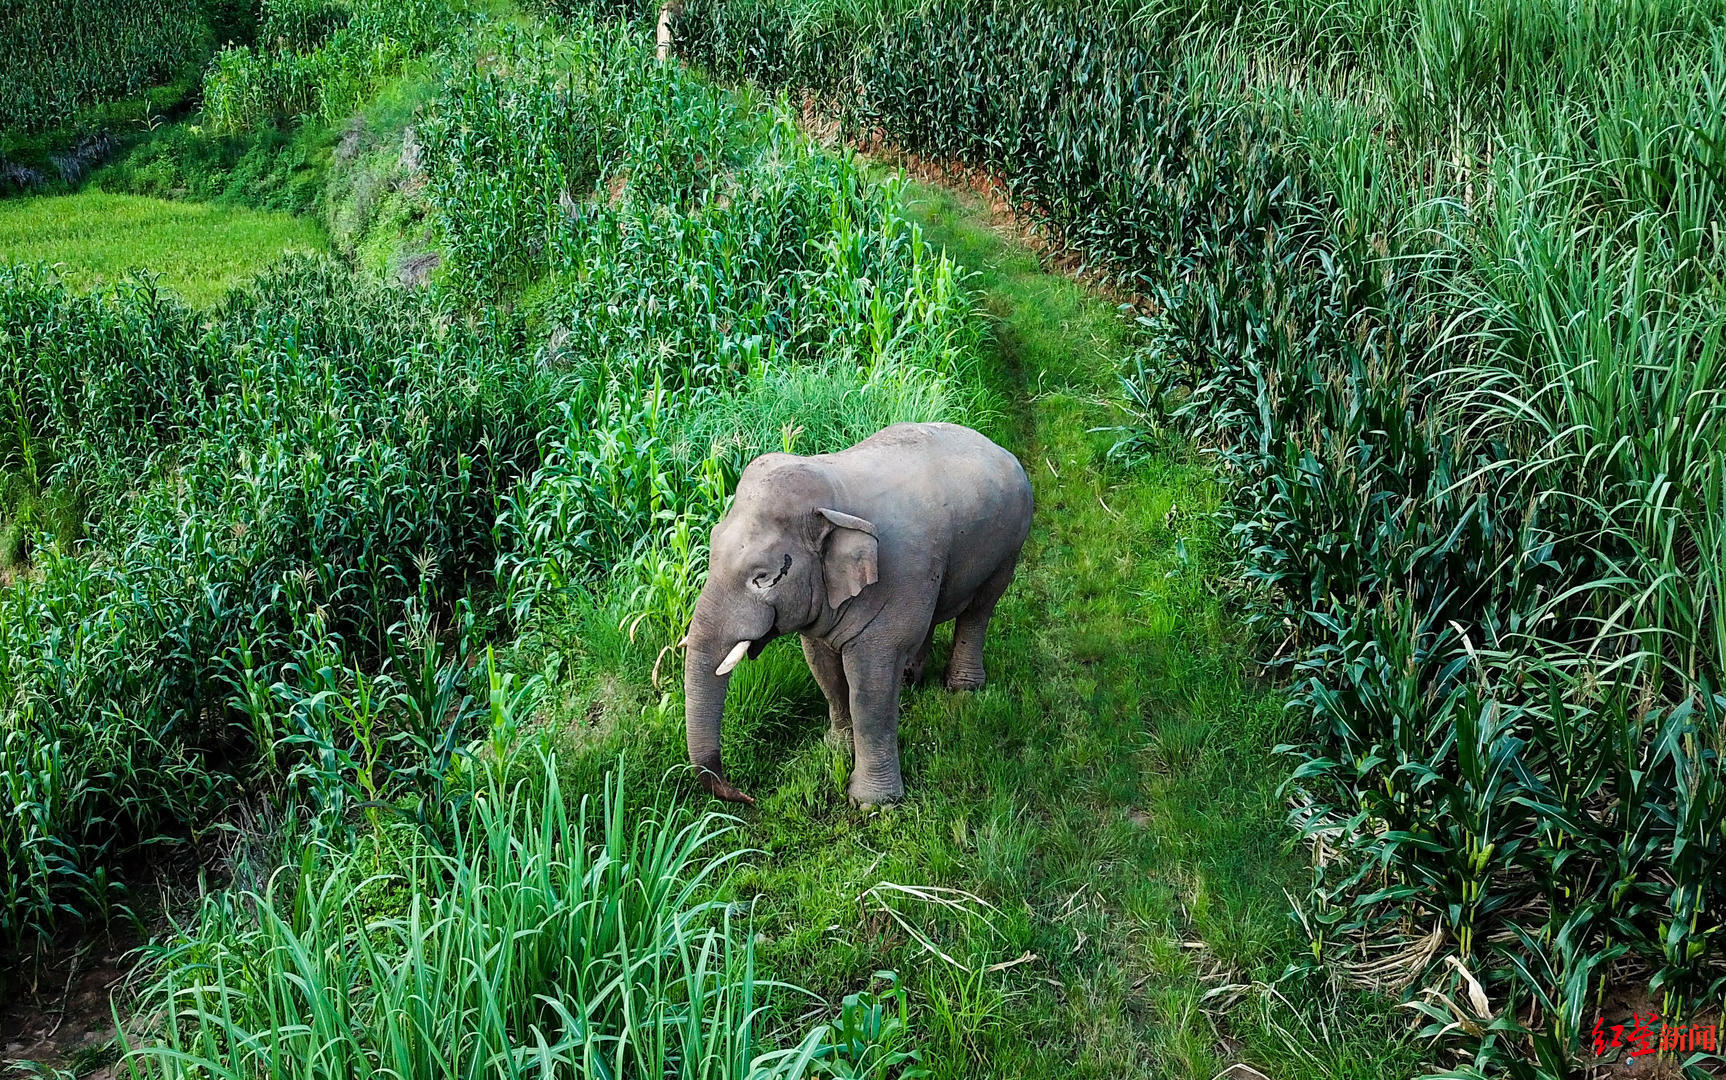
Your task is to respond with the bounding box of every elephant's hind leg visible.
[802,635,852,752]
[946,553,1020,691]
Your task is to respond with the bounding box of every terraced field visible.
[0,192,324,304]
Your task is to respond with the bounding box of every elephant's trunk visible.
[683,626,757,805]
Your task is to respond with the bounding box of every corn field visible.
[9,0,1726,1073]
[200,0,476,132]
[0,0,214,133]
[659,0,1726,1074]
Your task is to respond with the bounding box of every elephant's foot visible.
[944,664,985,692]
[847,782,904,810]
[847,764,903,807]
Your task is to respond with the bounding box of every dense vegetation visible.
[0,0,467,198]
[200,0,480,133]
[4,1,1397,1073]
[0,0,227,135]
[125,741,923,1078]
[1,8,1007,1071]
[0,16,971,960]
[658,0,1726,1074]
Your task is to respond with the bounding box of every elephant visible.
[682,421,1034,807]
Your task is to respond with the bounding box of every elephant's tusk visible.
[714,639,753,676]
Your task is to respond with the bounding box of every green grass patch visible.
[0,192,326,306]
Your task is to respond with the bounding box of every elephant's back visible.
[914,423,1031,512]
[840,422,1032,534]
[845,422,1024,477]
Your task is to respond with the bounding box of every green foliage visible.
[318,72,443,270]
[124,741,925,1079]
[517,178,1422,1078]
[1,6,1447,1076]
[526,0,661,22]
[0,192,326,305]
[0,476,80,571]
[413,25,981,632]
[205,0,263,45]
[260,0,353,51]
[0,0,215,135]
[666,0,1726,1074]
[0,257,550,946]
[0,21,980,963]
[201,0,475,133]
[91,122,336,215]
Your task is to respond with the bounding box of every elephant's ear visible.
[815,507,879,609]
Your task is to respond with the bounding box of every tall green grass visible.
[108,643,924,1080]
[122,748,923,1080]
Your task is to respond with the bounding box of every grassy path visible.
[690,180,1421,1078]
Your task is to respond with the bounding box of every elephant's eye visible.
[752,553,792,589]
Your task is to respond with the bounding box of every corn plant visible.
[455,21,980,632]
[201,0,476,133]
[0,256,548,948]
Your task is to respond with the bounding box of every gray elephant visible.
[682,422,1033,807]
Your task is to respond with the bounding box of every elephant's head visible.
[683,454,880,803]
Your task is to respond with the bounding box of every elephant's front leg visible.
[842,643,910,806]
[801,635,851,753]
